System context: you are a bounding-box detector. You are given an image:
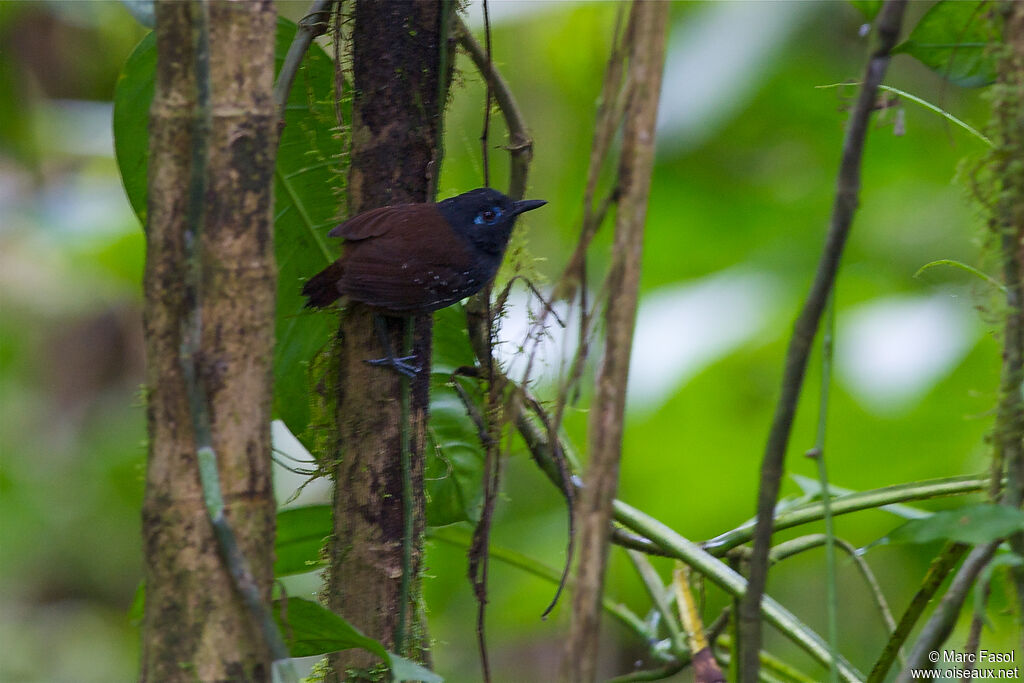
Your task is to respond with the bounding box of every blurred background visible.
[0,1,1009,680]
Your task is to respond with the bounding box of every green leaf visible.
[112,30,154,223]
[879,504,1024,546]
[271,17,344,437]
[274,505,331,577]
[275,597,383,658]
[112,18,342,437]
[431,304,478,375]
[848,0,882,21]
[425,383,485,527]
[274,598,441,682]
[423,306,485,527]
[893,0,1000,88]
[390,655,444,683]
[128,580,145,626]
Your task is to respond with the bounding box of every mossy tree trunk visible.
[141,1,278,680]
[325,0,452,677]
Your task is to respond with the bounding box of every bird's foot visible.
[365,354,420,378]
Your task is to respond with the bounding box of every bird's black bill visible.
[511,199,547,216]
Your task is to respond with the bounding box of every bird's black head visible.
[437,187,546,256]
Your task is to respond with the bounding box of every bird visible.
[302,187,547,374]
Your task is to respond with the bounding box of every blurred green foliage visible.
[0,1,1016,681]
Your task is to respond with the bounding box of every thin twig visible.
[898,541,1002,680]
[961,579,990,679]
[806,295,838,683]
[428,0,454,201]
[455,17,533,198]
[737,3,907,678]
[866,542,968,683]
[767,534,902,665]
[479,0,492,188]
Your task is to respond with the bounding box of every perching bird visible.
[302,187,547,375]
[302,187,546,313]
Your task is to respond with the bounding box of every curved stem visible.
[738,2,908,677]
[273,0,334,119]
[455,17,532,199]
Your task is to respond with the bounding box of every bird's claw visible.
[365,354,420,378]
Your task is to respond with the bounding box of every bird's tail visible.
[302,262,345,308]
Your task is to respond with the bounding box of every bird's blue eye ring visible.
[474,206,503,225]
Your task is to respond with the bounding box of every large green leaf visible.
[112,18,340,437]
[274,505,331,577]
[425,306,485,527]
[893,0,1000,88]
[270,19,343,438]
[274,597,442,682]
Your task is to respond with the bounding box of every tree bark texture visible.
[991,0,1024,626]
[326,0,451,675]
[566,3,669,681]
[141,1,277,680]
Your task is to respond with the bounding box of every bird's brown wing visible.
[328,204,419,240]
[339,226,474,312]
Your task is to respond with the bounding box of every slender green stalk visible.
[866,542,968,683]
[704,475,990,555]
[810,296,839,683]
[428,0,452,200]
[815,83,992,146]
[395,317,414,654]
[899,541,1001,681]
[627,551,686,655]
[913,259,1007,293]
[768,534,902,666]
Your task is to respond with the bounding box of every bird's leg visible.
[366,314,420,377]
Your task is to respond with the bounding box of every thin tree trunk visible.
[992,0,1024,629]
[565,3,669,680]
[325,0,452,676]
[141,1,278,681]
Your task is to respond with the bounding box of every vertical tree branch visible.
[565,3,669,680]
[325,1,452,676]
[141,0,278,680]
[992,0,1024,623]
[736,2,907,679]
